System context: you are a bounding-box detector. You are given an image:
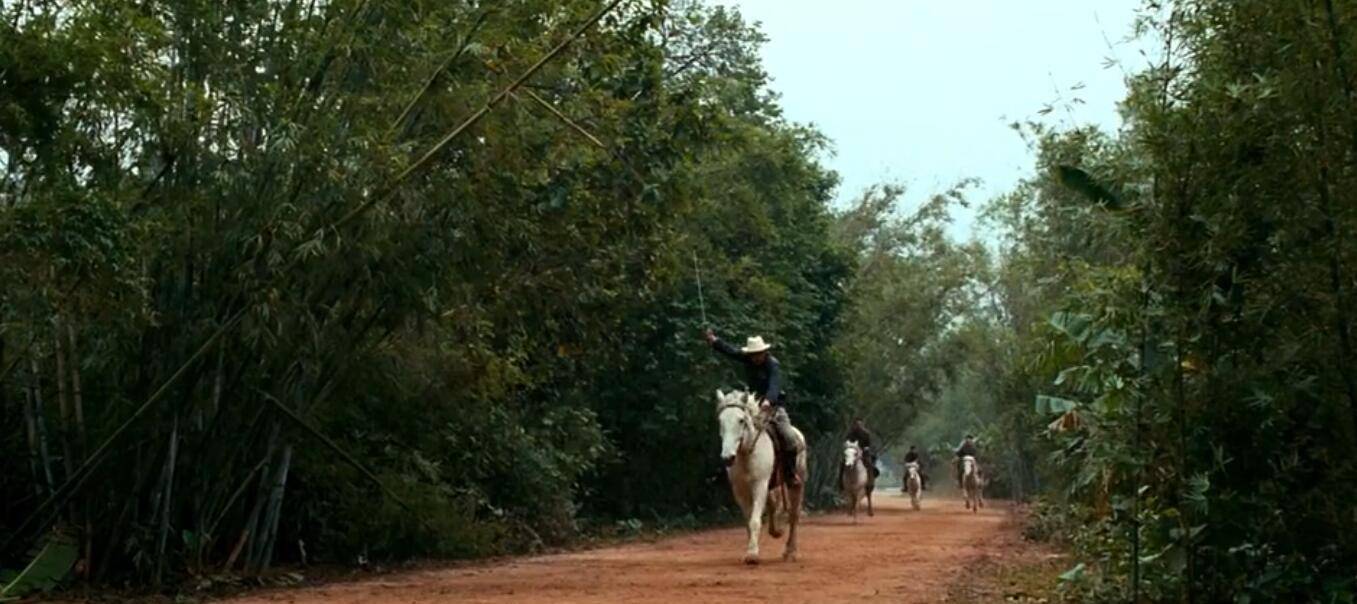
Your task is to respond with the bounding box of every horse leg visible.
[745,480,769,564]
[732,484,753,557]
[733,485,753,523]
[782,483,802,562]
[783,451,806,562]
[867,483,874,517]
[766,488,783,539]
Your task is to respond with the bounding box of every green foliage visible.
[0,0,851,588]
[963,1,1357,600]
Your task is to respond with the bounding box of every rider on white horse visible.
[840,417,880,484]
[903,445,928,490]
[705,329,800,485]
[953,434,980,488]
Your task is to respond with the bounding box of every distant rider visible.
[903,445,928,490]
[843,417,880,481]
[954,434,979,488]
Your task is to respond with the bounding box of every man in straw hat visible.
[705,329,800,485]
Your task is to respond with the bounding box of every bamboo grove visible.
[0,0,865,587]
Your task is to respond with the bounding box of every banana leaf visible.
[0,532,77,601]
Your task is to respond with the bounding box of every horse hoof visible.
[782,551,797,562]
[743,554,760,565]
[769,528,784,539]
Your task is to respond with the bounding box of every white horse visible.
[839,440,873,521]
[716,389,806,564]
[961,455,985,512]
[903,461,923,510]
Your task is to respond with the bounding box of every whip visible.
[692,250,708,327]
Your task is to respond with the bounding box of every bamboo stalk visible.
[28,357,56,494]
[206,455,271,546]
[66,321,92,579]
[255,443,293,572]
[238,421,280,573]
[329,0,627,232]
[210,339,225,423]
[1318,0,1357,436]
[153,416,180,587]
[53,316,74,484]
[95,441,155,583]
[1,309,245,554]
[259,391,429,526]
[388,8,496,137]
[65,322,87,465]
[22,364,43,497]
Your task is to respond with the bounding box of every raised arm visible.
[707,330,744,361]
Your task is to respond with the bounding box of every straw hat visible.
[740,336,773,354]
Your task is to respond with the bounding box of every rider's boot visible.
[771,407,801,486]
[783,453,801,486]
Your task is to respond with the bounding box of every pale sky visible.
[715,0,1146,238]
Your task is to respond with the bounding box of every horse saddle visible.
[758,412,797,490]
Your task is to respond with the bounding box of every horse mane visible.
[715,389,761,416]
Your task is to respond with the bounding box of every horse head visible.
[842,440,862,468]
[905,461,920,478]
[961,455,976,477]
[715,389,759,466]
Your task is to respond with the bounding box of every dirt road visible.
[227,491,1014,604]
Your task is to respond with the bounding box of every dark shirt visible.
[711,338,784,404]
[955,441,978,458]
[904,451,920,463]
[846,425,874,450]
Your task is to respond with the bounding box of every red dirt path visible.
[224,492,1014,604]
